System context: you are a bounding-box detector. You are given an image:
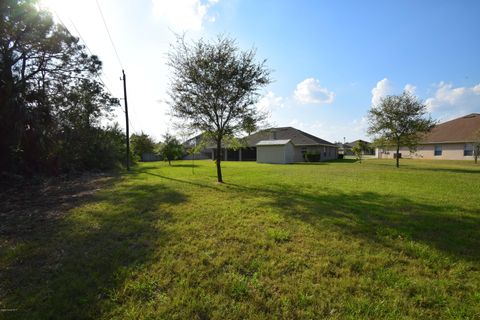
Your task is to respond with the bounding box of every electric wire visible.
[50,8,117,98]
[95,0,124,70]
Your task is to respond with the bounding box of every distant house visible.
[376,113,480,160]
[337,140,374,156]
[346,140,375,155]
[182,134,212,160]
[211,127,338,163]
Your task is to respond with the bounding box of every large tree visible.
[367,92,436,168]
[0,0,121,174]
[167,35,271,182]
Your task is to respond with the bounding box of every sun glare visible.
[40,0,86,18]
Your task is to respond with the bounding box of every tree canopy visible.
[131,132,156,161]
[0,0,124,176]
[160,133,183,166]
[367,92,436,167]
[352,141,368,163]
[167,35,271,182]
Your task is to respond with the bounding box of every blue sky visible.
[43,0,480,143]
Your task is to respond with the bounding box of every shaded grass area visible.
[1,159,479,319]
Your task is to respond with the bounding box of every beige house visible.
[210,127,338,163]
[376,113,480,160]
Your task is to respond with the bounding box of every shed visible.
[256,139,295,164]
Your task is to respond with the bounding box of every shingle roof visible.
[422,113,480,143]
[256,139,292,146]
[345,139,371,147]
[245,127,337,147]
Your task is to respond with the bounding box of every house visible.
[182,133,212,160]
[376,113,480,160]
[346,140,375,155]
[211,127,338,163]
[336,140,374,156]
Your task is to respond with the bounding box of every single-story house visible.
[337,139,374,156]
[376,113,480,160]
[182,133,212,160]
[211,127,338,163]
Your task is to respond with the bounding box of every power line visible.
[50,8,117,98]
[67,17,116,91]
[95,0,124,70]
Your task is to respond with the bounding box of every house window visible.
[434,145,442,156]
[464,144,473,156]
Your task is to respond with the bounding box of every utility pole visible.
[122,69,130,171]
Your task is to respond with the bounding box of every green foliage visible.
[352,141,368,163]
[159,133,183,165]
[167,34,272,182]
[304,151,320,162]
[0,0,123,175]
[3,159,480,318]
[130,132,156,161]
[367,91,436,167]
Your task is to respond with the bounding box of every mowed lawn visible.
[1,159,480,319]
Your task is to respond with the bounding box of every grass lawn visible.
[1,159,479,319]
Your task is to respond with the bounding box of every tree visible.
[0,0,122,175]
[367,92,436,168]
[131,132,156,161]
[160,134,183,166]
[473,129,480,164]
[167,35,271,182]
[352,140,368,163]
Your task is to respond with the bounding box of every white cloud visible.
[425,82,480,115]
[371,78,392,106]
[257,91,284,112]
[152,0,219,31]
[404,84,416,95]
[294,78,335,105]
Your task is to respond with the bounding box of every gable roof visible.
[256,139,292,146]
[245,127,337,147]
[422,113,480,143]
[345,139,371,147]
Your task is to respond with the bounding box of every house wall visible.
[293,146,338,162]
[257,144,295,164]
[376,143,474,160]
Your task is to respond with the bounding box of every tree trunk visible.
[216,139,223,183]
[396,144,400,168]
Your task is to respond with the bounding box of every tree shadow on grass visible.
[128,169,480,262]
[223,182,480,263]
[403,166,480,175]
[1,174,187,319]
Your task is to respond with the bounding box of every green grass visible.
[1,159,480,319]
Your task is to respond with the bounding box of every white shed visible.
[256,139,295,164]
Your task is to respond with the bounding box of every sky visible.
[41,0,480,143]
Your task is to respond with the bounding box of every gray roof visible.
[256,139,292,146]
[345,139,371,148]
[245,127,337,147]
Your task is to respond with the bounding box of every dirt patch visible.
[0,173,115,240]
